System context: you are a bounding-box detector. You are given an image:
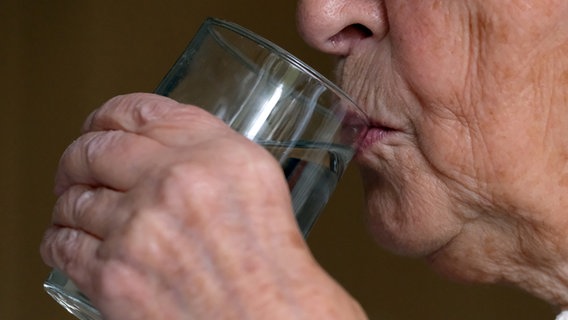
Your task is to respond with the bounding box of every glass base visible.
[44,269,102,320]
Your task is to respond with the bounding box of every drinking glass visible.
[44,17,368,320]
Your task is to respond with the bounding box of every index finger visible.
[83,93,233,147]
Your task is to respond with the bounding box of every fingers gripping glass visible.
[44,18,368,320]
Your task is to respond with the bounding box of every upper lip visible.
[356,101,407,134]
[367,117,401,132]
[335,73,407,135]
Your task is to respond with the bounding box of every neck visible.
[493,204,568,310]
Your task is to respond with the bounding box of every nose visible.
[296,0,387,56]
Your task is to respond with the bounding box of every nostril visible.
[351,24,373,38]
[333,24,373,41]
[328,23,374,54]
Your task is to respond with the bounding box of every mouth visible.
[359,124,400,149]
[341,105,406,153]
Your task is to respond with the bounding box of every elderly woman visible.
[41,0,568,319]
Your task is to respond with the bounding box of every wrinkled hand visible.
[40,93,365,319]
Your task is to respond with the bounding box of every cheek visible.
[415,112,481,196]
[384,2,519,199]
[387,1,472,110]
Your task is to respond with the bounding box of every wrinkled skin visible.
[41,94,366,319]
[40,0,568,319]
[298,0,568,308]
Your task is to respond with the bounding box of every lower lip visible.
[358,126,397,151]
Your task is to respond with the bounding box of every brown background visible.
[1,1,556,319]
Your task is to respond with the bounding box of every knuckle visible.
[41,227,82,272]
[73,187,96,225]
[52,186,94,230]
[112,93,183,128]
[83,95,127,131]
[55,132,123,193]
[134,98,225,133]
[52,191,69,222]
[54,141,88,195]
[102,209,167,266]
[160,162,217,201]
[39,228,58,266]
[59,132,105,175]
[132,96,173,126]
[83,133,104,167]
[86,93,179,131]
[152,162,219,227]
[83,131,122,170]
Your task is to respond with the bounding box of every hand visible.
[40,93,366,319]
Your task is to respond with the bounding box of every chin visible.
[365,208,451,258]
[360,171,464,258]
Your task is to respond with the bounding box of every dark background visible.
[1,1,555,319]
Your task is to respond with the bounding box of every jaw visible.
[356,149,465,258]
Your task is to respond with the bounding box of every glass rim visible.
[203,17,368,123]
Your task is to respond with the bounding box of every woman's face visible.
[297,0,568,283]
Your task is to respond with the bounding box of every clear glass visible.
[44,17,368,320]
